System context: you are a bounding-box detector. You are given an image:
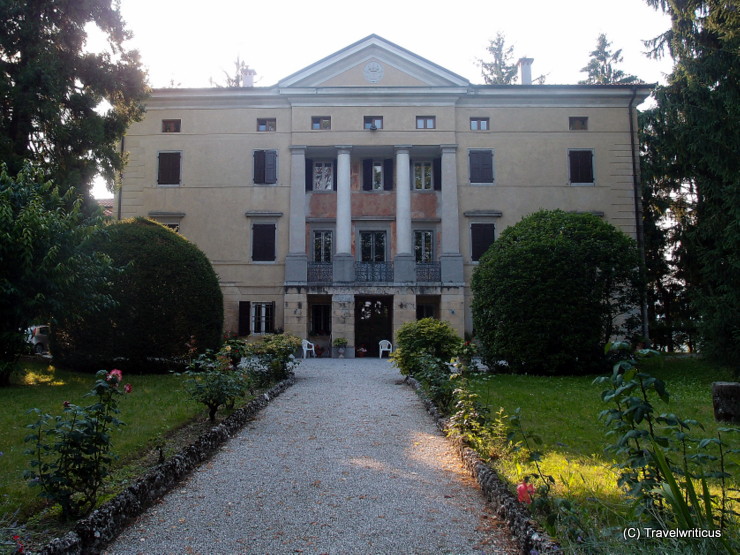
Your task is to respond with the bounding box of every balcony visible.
[307,262,333,284]
[355,262,394,283]
[415,262,441,282]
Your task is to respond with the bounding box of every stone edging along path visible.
[405,375,561,554]
[38,376,296,555]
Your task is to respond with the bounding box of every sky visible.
[93,0,675,197]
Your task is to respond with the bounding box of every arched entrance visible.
[354,296,393,357]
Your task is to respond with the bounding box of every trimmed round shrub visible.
[53,218,223,372]
[471,210,641,375]
[391,317,462,377]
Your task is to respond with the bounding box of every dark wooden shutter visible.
[332,159,338,191]
[264,150,277,184]
[157,152,181,185]
[471,223,495,261]
[433,157,442,190]
[569,150,593,183]
[383,158,394,190]
[362,159,373,191]
[252,224,276,261]
[266,301,275,333]
[254,150,266,183]
[469,151,493,183]
[305,158,313,191]
[238,301,251,336]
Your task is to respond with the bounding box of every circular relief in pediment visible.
[363,61,384,84]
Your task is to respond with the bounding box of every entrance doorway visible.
[355,296,393,357]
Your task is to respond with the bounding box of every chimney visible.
[241,66,257,87]
[517,58,534,85]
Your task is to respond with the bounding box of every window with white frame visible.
[313,161,334,191]
[251,302,274,334]
[413,161,433,190]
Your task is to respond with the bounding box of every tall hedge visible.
[53,218,223,372]
[471,210,641,375]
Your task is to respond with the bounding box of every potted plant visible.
[356,344,367,358]
[333,337,348,358]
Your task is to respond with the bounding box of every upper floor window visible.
[470,117,489,131]
[257,118,276,132]
[252,223,276,262]
[416,116,436,129]
[471,223,495,262]
[569,149,595,185]
[413,161,433,190]
[364,116,383,130]
[311,116,331,130]
[469,150,494,184]
[362,159,393,191]
[414,230,434,263]
[313,230,333,263]
[569,117,588,131]
[253,150,277,185]
[157,152,181,185]
[161,119,181,133]
[313,160,334,191]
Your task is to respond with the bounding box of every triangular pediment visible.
[277,35,469,88]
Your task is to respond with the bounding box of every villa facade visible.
[116,35,652,356]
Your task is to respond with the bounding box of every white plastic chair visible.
[378,339,393,358]
[302,339,316,358]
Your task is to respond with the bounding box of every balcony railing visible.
[307,262,333,283]
[415,262,441,282]
[355,262,394,282]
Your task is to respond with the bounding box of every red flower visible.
[63,400,71,408]
[107,369,123,383]
[517,480,535,504]
[124,383,133,394]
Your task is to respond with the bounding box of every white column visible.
[395,146,412,255]
[336,147,352,254]
[441,145,460,254]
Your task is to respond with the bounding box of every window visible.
[360,231,386,262]
[469,150,494,184]
[569,117,588,131]
[257,118,276,132]
[311,116,331,130]
[470,117,489,131]
[253,150,277,185]
[252,223,276,262]
[414,161,433,190]
[312,161,334,190]
[162,223,180,233]
[416,116,436,129]
[362,159,393,191]
[569,149,595,185]
[157,152,181,185]
[364,116,383,130]
[311,304,331,336]
[471,223,495,261]
[252,302,275,335]
[161,119,181,133]
[417,304,437,319]
[313,230,333,263]
[414,231,434,263]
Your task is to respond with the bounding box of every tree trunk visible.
[712,382,740,423]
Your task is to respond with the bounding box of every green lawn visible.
[0,359,212,521]
[467,355,738,547]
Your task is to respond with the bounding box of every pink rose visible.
[107,369,123,383]
[124,383,133,394]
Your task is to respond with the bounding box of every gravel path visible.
[105,358,515,554]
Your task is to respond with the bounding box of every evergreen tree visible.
[579,33,640,84]
[0,1,148,198]
[643,0,739,368]
[478,32,519,84]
